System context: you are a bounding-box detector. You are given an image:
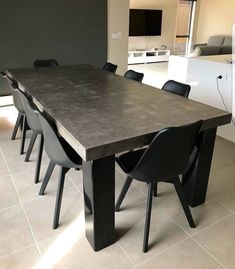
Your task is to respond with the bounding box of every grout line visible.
[67,173,82,195]
[213,198,234,214]
[156,205,230,269]
[0,148,42,257]
[0,244,36,260]
[0,202,21,213]
[191,212,234,237]
[190,238,226,269]
[117,242,136,268]
[116,167,148,199]
[135,237,189,268]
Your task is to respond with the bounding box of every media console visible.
[128,49,170,64]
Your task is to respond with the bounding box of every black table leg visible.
[182,128,217,207]
[82,155,115,251]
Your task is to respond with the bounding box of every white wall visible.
[169,55,235,143]
[108,0,129,75]
[129,0,178,51]
[195,0,235,43]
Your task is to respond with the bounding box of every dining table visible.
[7,64,231,251]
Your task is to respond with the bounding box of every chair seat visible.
[116,149,145,173]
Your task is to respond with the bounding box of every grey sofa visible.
[193,35,232,56]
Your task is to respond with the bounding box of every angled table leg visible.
[82,155,115,251]
[182,128,217,207]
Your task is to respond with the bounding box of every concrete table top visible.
[7,65,231,161]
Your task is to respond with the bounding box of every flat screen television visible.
[129,9,162,36]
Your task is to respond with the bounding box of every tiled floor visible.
[0,104,235,269]
[128,62,169,89]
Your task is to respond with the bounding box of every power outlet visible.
[219,73,228,81]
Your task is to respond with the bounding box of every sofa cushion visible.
[207,36,225,46]
[220,45,232,54]
[193,46,221,56]
[223,36,232,46]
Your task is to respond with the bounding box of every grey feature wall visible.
[0,0,107,96]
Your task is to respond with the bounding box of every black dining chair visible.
[115,120,203,253]
[33,59,59,68]
[16,89,44,184]
[1,72,29,155]
[103,62,118,74]
[37,111,82,229]
[124,70,144,82]
[162,80,191,98]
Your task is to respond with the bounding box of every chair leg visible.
[153,182,158,197]
[143,182,155,253]
[34,134,44,184]
[173,177,195,228]
[115,176,133,212]
[39,161,56,195]
[20,115,27,155]
[53,167,69,229]
[25,131,37,162]
[11,113,22,140]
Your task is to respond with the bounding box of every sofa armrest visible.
[193,46,221,57]
[192,43,207,50]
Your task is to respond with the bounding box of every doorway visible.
[175,0,197,55]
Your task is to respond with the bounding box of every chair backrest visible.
[33,59,59,68]
[16,89,41,133]
[103,62,118,73]
[162,80,191,98]
[124,70,144,82]
[129,120,203,182]
[1,73,24,113]
[37,111,77,167]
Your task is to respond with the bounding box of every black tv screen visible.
[129,9,162,36]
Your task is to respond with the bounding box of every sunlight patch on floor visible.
[0,105,17,126]
[33,212,84,269]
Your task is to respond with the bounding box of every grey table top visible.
[7,65,231,161]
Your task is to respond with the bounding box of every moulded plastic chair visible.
[103,62,118,74]
[17,89,44,184]
[1,72,29,154]
[162,80,191,98]
[33,59,59,68]
[124,70,144,82]
[115,120,203,252]
[37,111,82,229]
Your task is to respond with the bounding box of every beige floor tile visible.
[0,131,32,155]
[0,205,35,257]
[2,141,49,175]
[137,238,223,269]
[38,234,132,269]
[67,167,83,186]
[0,176,19,210]
[116,201,188,265]
[115,169,147,209]
[129,63,168,89]
[0,246,40,269]
[208,165,235,212]
[211,137,235,172]
[153,183,231,235]
[23,186,83,242]
[71,168,147,208]
[0,105,16,142]
[193,214,235,269]
[0,153,10,178]
[12,165,73,203]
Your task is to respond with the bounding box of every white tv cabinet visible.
[128,49,170,64]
